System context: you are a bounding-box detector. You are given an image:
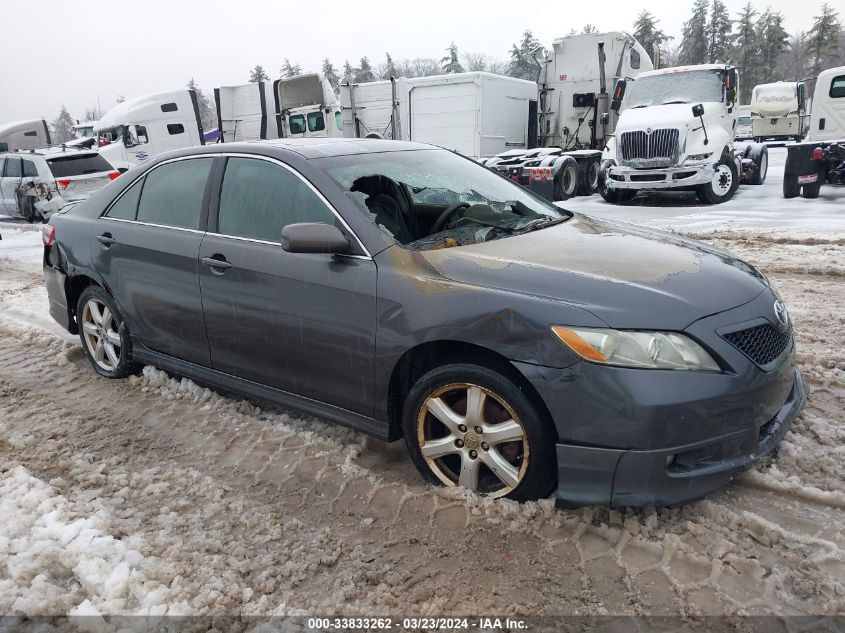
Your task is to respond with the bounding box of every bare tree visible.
[412,57,441,77]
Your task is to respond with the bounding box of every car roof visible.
[0,146,99,159]
[168,137,440,160]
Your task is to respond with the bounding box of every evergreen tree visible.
[732,3,759,102]
[441,42,464,73]
[321,59,340,92]
[280,58,303,78]
[679,0,709,65]
[508,30,545,81]
[757,9,789,84]
[781,31,809,82]
[582,24,598,34]
[83,106,102,122]
[355,57,375,83]
[248,64,269,83]
[52,106,75,143]
[384,53,397,78]
[806,3,842,77]
[632,10,673,66]
[708,0,732,63]
[187,78,216,131]
[342,60,355,83]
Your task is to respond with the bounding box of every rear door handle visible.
[97,233,116,246]
[201,256,232,271]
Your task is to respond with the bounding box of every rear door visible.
[410,82,478,155]
[0,157,22,214]
[46,153,115,201]
[198,155,377,415]
[93,156,215,365]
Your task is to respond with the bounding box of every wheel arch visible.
[386,340,557,442]
[64,274,103,334]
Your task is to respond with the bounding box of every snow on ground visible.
[0,161,844,616]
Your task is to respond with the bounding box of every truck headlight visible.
[551,326,720,371]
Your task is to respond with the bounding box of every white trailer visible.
[750,81,808,141]
[95,90,205,171]
[537,31,653,150]
[341,72,538,159]
[215,74,342,142]
[0,119,52,151]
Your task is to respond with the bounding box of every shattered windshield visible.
[625,69,724,109]
[320,149,569,250]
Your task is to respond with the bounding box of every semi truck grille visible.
[722,324,791,367]
[619,128,680,167]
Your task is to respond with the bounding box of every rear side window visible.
[307,111,325,132]
[4,157,22,178]
[0,158,5,175]
[289,115,305,135]
[47,153,113,178]
[22,159,38,177]
[217,157,336,242]
[136,158,213,229]
[24,131,37,137]
[161,102,178,112]
[167,123,185,135]
[106,180,143,220]
[831,75,845,98]
[630,48,641,70]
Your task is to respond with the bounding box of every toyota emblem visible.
[774,300,789,333]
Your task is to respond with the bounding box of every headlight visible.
[551,326,720,371]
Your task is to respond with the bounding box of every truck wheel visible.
[783,177,800,198]
[801,182,821,199]
[748,145,768,185]
[696,155,738,204]
[553,157,578,201]
[576,159,600,195]
[598,169,636,203]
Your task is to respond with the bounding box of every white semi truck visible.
[783,66,845,199]
[0,119,52,151]
[341,72,537,158]
[95,90,206,171]
[600,64,768,204]
[215,74,342,143]
[750,81,808,142]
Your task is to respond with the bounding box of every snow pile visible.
[0,465,184,616]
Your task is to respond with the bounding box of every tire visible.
[76,286,138,379]
[783,176,800,198]
[748,145,768,185]
[553,157,578,201]
[402,363,556,502]
[576,158,600,195]
[696,154,739,204]
[801,182,821,198]
[598,169,637,203]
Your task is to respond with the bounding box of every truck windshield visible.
[320,149,569,250]
[626,69,724,109]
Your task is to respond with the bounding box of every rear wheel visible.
[783,177,800,198]
[696,155,738,204]
[403,364,556,501]
[748,145,768,185]
[77,286,138,379]
[553,158,578,201]
[801,182,821,198]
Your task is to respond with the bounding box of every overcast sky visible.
[0,0,821,124]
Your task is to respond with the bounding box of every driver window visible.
[288,115,306,135]
[136,125,149,143]
[217,157,336,242]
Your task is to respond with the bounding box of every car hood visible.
[420,214,768,330]
[616,103,696,131]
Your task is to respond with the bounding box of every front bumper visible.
[606,163,714,190]
[552,369,804,507]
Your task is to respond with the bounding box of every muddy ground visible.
[0,225,843,617]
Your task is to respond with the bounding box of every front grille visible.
[619,128,680,167]
[722,324,791,366]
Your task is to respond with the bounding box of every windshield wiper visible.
[662,100,689,105]
[513,216,568,233]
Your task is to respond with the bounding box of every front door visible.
[198,155,377,416]
[92,157,215,365]
[0,156,22,214]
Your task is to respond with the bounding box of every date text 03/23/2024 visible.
[305,617,528,630]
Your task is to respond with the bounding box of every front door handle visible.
[201,255,232,272]
[97,233,116,247]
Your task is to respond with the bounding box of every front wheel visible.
[801,182,821,198]
[77,286,138,379]
[403,364,556,501]
[696,155,738,204]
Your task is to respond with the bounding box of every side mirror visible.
[692,104,705,118]
[600,113,610,125]
[281,222,350,254]
[610,79,626,112]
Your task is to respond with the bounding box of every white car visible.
[0,147,119,221]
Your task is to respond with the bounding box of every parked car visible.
[43,138,804,507]
[0,147,119,221]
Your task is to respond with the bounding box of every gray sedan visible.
[42,138,804,507]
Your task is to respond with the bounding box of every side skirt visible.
[131,342,396,441]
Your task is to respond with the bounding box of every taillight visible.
[42,224,56,246]
[57,179,70,190]
[811,147,826,160]
[108,171,120,180]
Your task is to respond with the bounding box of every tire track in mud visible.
[0,333,843,616]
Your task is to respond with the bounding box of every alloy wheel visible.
[81,298,122,371]
[416,383,529,497]
[710,164,733,197]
